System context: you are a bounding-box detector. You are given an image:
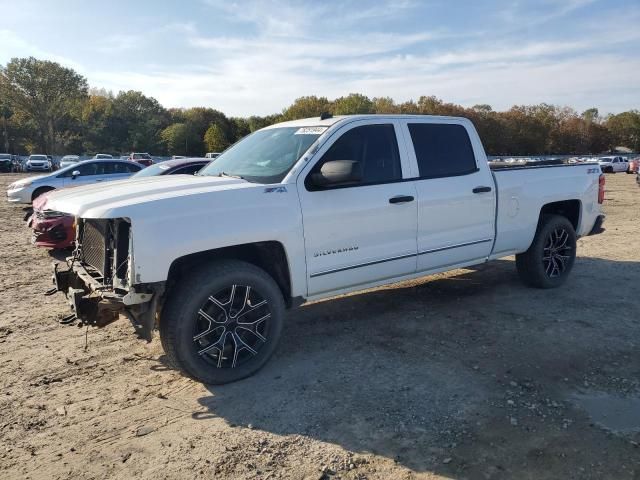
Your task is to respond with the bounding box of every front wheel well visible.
[539,199,581,231]
[166,241,293,306]
[31,186,55,201]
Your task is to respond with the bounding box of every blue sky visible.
[0,0,638,116]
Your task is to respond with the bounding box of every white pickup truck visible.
[598,155,629,173]
[44,114,606,384]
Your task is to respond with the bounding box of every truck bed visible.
[490,162,601,259]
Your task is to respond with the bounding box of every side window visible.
[408,123,477,178]
[308,124,401,188]
[125,162,141,173]
[172,164,204,175]
[61,162,99,177]
[108,162,136,174]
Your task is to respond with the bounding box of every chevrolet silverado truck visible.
[43,114,606,384]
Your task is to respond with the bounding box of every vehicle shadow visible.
[47,249,72,262]
[187,257,640,476]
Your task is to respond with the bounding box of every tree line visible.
[1,57,639,157]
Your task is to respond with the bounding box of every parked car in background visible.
[93,153,113,159]
[60,155,80,169]
[6,159,142,204]
[598,156,629,173]
[129,152,153,166]
[627,157,639,174]
[47,155,60,171]
[0,153,12,172]
[44,114,606,384]
[25,154,52,172]
[171,155,187,159]
[205,152,220,159]
[129,157,209,178]
[29,157,208,249]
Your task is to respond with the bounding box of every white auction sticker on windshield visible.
[294,127,328,135]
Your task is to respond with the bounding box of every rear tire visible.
[159,260,285,384]
[516,215,577,289]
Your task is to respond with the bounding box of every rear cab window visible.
[407,123,478,178]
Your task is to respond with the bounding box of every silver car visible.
[60,155,80,169]
[6,159,143,204]
[25,154,52,172]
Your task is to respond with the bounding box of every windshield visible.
[0,154,11,159]
[131,163,170,178]
[62,156,79,162]
[198,127,324,183]
[30,155,47,160]
[133,153,151,159]
[95,154,112,159]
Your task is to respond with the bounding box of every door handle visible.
[472,186,492,193]
[389,195,414,204]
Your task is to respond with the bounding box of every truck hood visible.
[43,174,251,218]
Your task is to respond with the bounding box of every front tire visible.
[516,215,577,289]
[160,260,285,384]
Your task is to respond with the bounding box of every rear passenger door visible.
[103,161,140,181]
[400,120,496,273]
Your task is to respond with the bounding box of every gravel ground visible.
[0,172,638,480]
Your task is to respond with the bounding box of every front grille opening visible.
[115,221,130,280]
[81,220,109,279]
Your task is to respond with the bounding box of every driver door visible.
[61,161,104,187]
[297,120,418,297]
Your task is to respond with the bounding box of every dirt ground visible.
[0,172,638,480]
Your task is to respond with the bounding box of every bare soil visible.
[0,172,639,480]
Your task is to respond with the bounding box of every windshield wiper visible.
[218,171,245,180]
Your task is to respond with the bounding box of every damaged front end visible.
[48,218,163,341]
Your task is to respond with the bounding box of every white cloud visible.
[2,0,638,116]
[0,29,84,71]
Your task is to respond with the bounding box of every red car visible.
[29,192,76,249]
[28,158,209,249]
[129,152,154,167]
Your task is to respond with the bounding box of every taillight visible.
[598,174,605,204]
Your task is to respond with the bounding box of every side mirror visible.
[71,170,80,179]
[310,160,362,188]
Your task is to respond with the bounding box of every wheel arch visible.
[539,199,581,232]
[31,185,55,201]
[165,241,294,307]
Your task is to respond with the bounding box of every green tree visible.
[372,97,399,113]
[282,96,332,120]
[0,56,87,153]
[204,123,229,152]
[81,93,115,153]
[333,93,374,115]
[605,111,640,151]
[160,123,201,156]
[111,90,169,153]
[582,108,599,124]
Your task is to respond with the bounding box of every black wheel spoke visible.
[542,227,574,278]
[193,283,271,369]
